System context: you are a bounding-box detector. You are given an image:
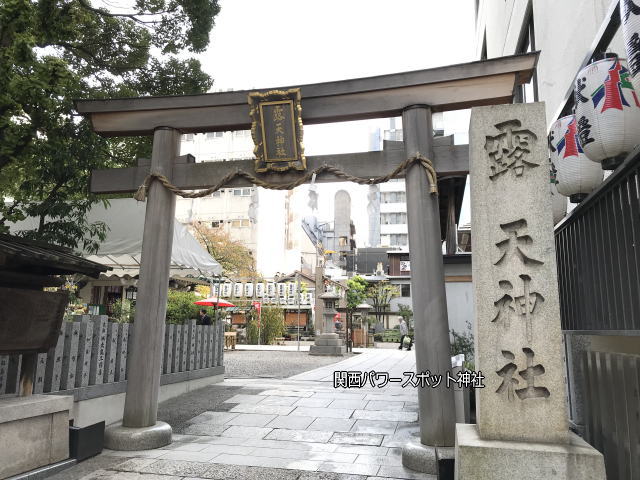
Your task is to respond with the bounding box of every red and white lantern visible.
[549,115,603,203]
[574,56,640,169]
[621,0,640,93]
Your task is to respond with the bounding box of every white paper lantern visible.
[621,0,640,93]
[574,56,640,169]
[221,283,232,298]
[549,115,603,203]
[266,282,275,297]
[233,282,243,297]
[255,283,265,297]
[244,282,253,297]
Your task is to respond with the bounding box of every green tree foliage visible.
[367,280,399,328]
[246,306,285,345]
[165,290,201,324]
[0,0,219,251]
[345,275,368,310]
[450,320,475,370]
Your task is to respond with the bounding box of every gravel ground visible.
[223,349,351,378]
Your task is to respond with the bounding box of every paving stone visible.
[330,432,384,446]
[381,434,419,447]
[394,423,420,437]
[243,438,338,452]
[198,436,248,446]
[226,413,277,427]
[317,462,380,476]
[199,444,255,455]
[307,418,355,432]
[266,415,315,430]
[328,399,369,409]
[111,458,158,472]
[350,420,398,435]
[313,392,367,400]
[364,401,405,411]
[211,453,321,471]
[182,424,228,436]
[265,428,334,443]
[102,449,167,459]
[158,450,219,462]
[334,445,389,456]
[258,389,314,397]
[186,411,239,425]
[376,465,437,479]
[139,459,212,477]
[79,471,183,480]
[249,447,356,464]
[293,406,354,419]
[352,410,417,422]
[198,464,254,480]
[299,473,368,480]
[293,397,333,408]
[220,425,273,438]
[259,395,300,406]
[160,442,209,452]
[354,454,402,466]
[223,394,265,404]
[230,403,296,415]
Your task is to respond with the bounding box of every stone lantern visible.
[309,291,346,356]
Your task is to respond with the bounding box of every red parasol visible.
[194,297,235,308]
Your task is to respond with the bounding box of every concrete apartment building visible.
[476,1,640,476]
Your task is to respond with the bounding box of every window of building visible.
[338,236,348,247]
[515,12,538,103]
[381,212,407,225]
[231,219,250,228]
[183,133,194,141]
[233,188,252,196]
[401,284,411,297]
[381,191,406,204]
[389,234,408,246]
[206,131,224,139]
[211,220,223,228]
[211,191,221,197]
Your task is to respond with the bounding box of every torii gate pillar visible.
[402,105,457,471]
[104,127,180,450]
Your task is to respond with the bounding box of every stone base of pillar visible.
[309,333,346,356]
[401,440,454,475]
[104,421,172,451]
[455,424,605,480]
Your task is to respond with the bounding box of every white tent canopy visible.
[10,198,222,277]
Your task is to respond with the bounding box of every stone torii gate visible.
[75,52,537,469]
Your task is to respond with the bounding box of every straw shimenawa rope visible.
[133,153,437,202]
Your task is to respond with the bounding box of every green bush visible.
[451,320,475,370]
[166,291,201,324]
[373,333,383,342]
[110,299,135,323]
[246,306,285,345]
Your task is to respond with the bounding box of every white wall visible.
[476,0,625,125]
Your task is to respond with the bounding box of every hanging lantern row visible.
[549,115,603,203]
[574,55,640,170]
[621,0,640,94]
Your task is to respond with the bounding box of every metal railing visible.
[555,147,640,333]
[583,351,640,479]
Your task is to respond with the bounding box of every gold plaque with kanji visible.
[248,88,306,173]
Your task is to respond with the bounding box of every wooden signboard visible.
[248,88,305,172]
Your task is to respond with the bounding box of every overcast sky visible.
[188,1,477,274]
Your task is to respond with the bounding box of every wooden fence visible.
[583,351,640,480]
[0,315,224,395]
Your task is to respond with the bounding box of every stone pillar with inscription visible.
[455,103,605,480]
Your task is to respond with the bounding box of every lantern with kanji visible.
[549,115,603,203]
[621,0,640,93]
[574,55,640,169]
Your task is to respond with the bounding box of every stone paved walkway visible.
[68,349,434,480]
